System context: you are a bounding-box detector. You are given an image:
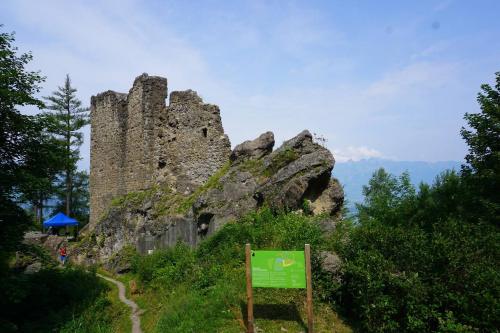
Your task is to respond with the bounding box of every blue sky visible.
[2,0,499,169]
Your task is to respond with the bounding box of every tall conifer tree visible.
[44,75,89,216]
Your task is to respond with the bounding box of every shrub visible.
[0,266,111,332]
[333,169,500,332]
[133,242,195,285]
[131,208,335,332]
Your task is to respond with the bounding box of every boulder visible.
[319,251,343,283]
[310,178,344,217]
[193,129,340,233]
[230,131,274,163]
[24,262,42,275]
[22,231,48,245]
[320,251,342,273]
[42,235,66,258]
[77,129,344,264]
[258,130,334,211]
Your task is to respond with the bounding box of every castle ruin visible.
[89,74,231,225]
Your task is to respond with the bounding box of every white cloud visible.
[433,0,454,12]
[222,60,460,152]
[1,0,470,169]
[365,62,458,99]
[332,146,384,163]
[2,0,234,170]
[410,41,451,60]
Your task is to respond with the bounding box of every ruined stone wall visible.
[155,90,231,194]
[123,75,168,192]
[89,91,128,225]
[89,74,231,225]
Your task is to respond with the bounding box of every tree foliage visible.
[44,74,89,216]
[52,170,90,226]
[336,171,498,332]
[461,72,500,222]
[0,28,46,196]
[0,27,54,257]
[332,72,500,332]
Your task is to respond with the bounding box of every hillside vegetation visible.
[334,159,461,209]
[109,208,353,333]
[105,72,499,333]
[1,22,498,333]
[0,254,130,332]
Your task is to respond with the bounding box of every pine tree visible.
[44,75,89,216]
[52,170,90,226]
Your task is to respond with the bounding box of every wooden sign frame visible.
[245,243,314,333]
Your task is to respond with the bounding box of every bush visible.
[332,169,500,332]
[133,208,327,287]
[0,266,111,332]
[131,208,335,332]
[133,242,196,285]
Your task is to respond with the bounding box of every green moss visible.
[97,235,105,248]
[263,148,298,177]
[235,149,298,180]
[176,161,231,213]
[152,192,186,217]
[238,158,264,176]
[153,161,231,217]
[104,161,231,219]
[302,199,313,215]
[107,245,137,271]
[110,187,157,209]
[75,232,97,250]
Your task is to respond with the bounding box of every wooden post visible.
[245,243,254,333]
[305,244,314,333]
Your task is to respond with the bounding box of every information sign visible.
[250,250,306,288]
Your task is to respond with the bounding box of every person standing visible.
[59,245,67,265]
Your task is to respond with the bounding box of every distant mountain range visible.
[333,158,462,212]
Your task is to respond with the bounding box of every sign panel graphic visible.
[251,250,306,288]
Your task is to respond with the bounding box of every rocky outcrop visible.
[12,233,64,273]
[230,131,275,163]
[194,130,343,233]
[79,74,344,267]
[76,128,343,266]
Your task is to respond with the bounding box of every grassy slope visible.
[104,208,353,333]
[126,281,352,333]
[1,243,131,333]
[59,277,132,333]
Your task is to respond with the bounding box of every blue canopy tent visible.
[43,212,79,236]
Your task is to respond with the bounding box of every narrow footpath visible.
[96,273,143,333]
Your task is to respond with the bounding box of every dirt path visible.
[97,273,142,333]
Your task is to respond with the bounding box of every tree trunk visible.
[66,169,71,216]
[66,94,71,217]
[40,196,44,225]
[33,195,43,226]
[33,203,39,225]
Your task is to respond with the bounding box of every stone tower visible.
[89,74,231,225]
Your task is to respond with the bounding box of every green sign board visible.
[251,250,306,288]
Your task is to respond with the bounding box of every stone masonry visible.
[89,74,231,225]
